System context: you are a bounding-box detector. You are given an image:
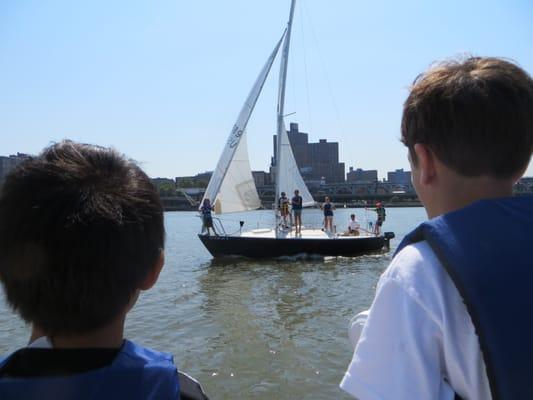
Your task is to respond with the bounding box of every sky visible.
[1,0,532,180]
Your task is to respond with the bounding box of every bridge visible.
[161,178,533,211]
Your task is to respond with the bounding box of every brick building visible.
[387,168,411,185]
[346,167,378,183]
[271,123,345,184]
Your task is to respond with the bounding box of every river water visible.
[0,207,427,399]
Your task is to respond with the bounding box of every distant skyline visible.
[1,0,532,180]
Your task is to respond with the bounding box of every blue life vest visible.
[395,196,533,400]
[0,340,179,400]
[291,196,302,210]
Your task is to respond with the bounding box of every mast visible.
[275,0,296,203]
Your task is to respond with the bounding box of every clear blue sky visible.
[1,0,532,179]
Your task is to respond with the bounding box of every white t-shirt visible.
[348,219,360,230]
[27,336,53,348]
[340,241,491,400]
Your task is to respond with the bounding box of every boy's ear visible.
[139,250,165,291]
[413,143,437,185]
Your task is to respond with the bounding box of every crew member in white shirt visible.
[347,214,360,236]
[340,56,533,400]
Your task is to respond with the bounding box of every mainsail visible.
[275,0,314,206]
[202,33,285,214]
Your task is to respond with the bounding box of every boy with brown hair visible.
[0,141,208,399]
[341,57,533,399]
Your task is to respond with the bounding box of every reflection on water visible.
[195,254,390,399]
[0,207,426,400]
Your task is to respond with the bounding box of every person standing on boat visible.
[369,202,386,235]
[278,192,290,228]
[200,198,216,236]
[340,57,533,400]
[321,196,335,232]
[291,189,303,234]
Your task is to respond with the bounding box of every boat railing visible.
[202,214,386,238]
[197,214,228,236]
[212,217,227,236]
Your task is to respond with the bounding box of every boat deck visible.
[240,227,376,240]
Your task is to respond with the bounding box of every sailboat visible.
[198,0,394,258]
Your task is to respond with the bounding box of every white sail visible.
[275,0,315,207]
[214,130,260,213]
[202,33,285,214]
[277,121,315,206]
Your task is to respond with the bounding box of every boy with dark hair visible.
[341,57,533,399]
[0,141,208,400]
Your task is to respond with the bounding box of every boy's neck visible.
[427,174,515,219]
[31,314,126,349]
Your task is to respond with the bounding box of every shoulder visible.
[379,241,458,322]
[379,242,491,398]
[123,342,210,399]
[340,242,452,399]
[384,241,445,289]
[121,340,174,364]
[379,240,482,339]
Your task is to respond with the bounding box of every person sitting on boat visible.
[200,198,216,236]
[0,141,209,400]
[346,214,360,236]
[291,189,303,234]
[341,57,533,400]
[368,202,386,235]
[278,192,291,228]
[321,196,335,232]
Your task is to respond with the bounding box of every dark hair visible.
[401,57,533,178]
[0,141,164,335]
[350,214,355,218]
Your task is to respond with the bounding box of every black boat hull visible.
[198,233,394,258]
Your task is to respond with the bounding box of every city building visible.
[346,167,378,183]
[387,168,411,185]
[0,153,31,186]
[252,171,270,187]
[271,122,345,184]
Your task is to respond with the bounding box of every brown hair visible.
[0,141,164,335]
[401,57,533,178]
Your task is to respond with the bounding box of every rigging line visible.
[299,0,313,135]
[303,2,344,139]
[290,30,297,124]
[363,206,370,231]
